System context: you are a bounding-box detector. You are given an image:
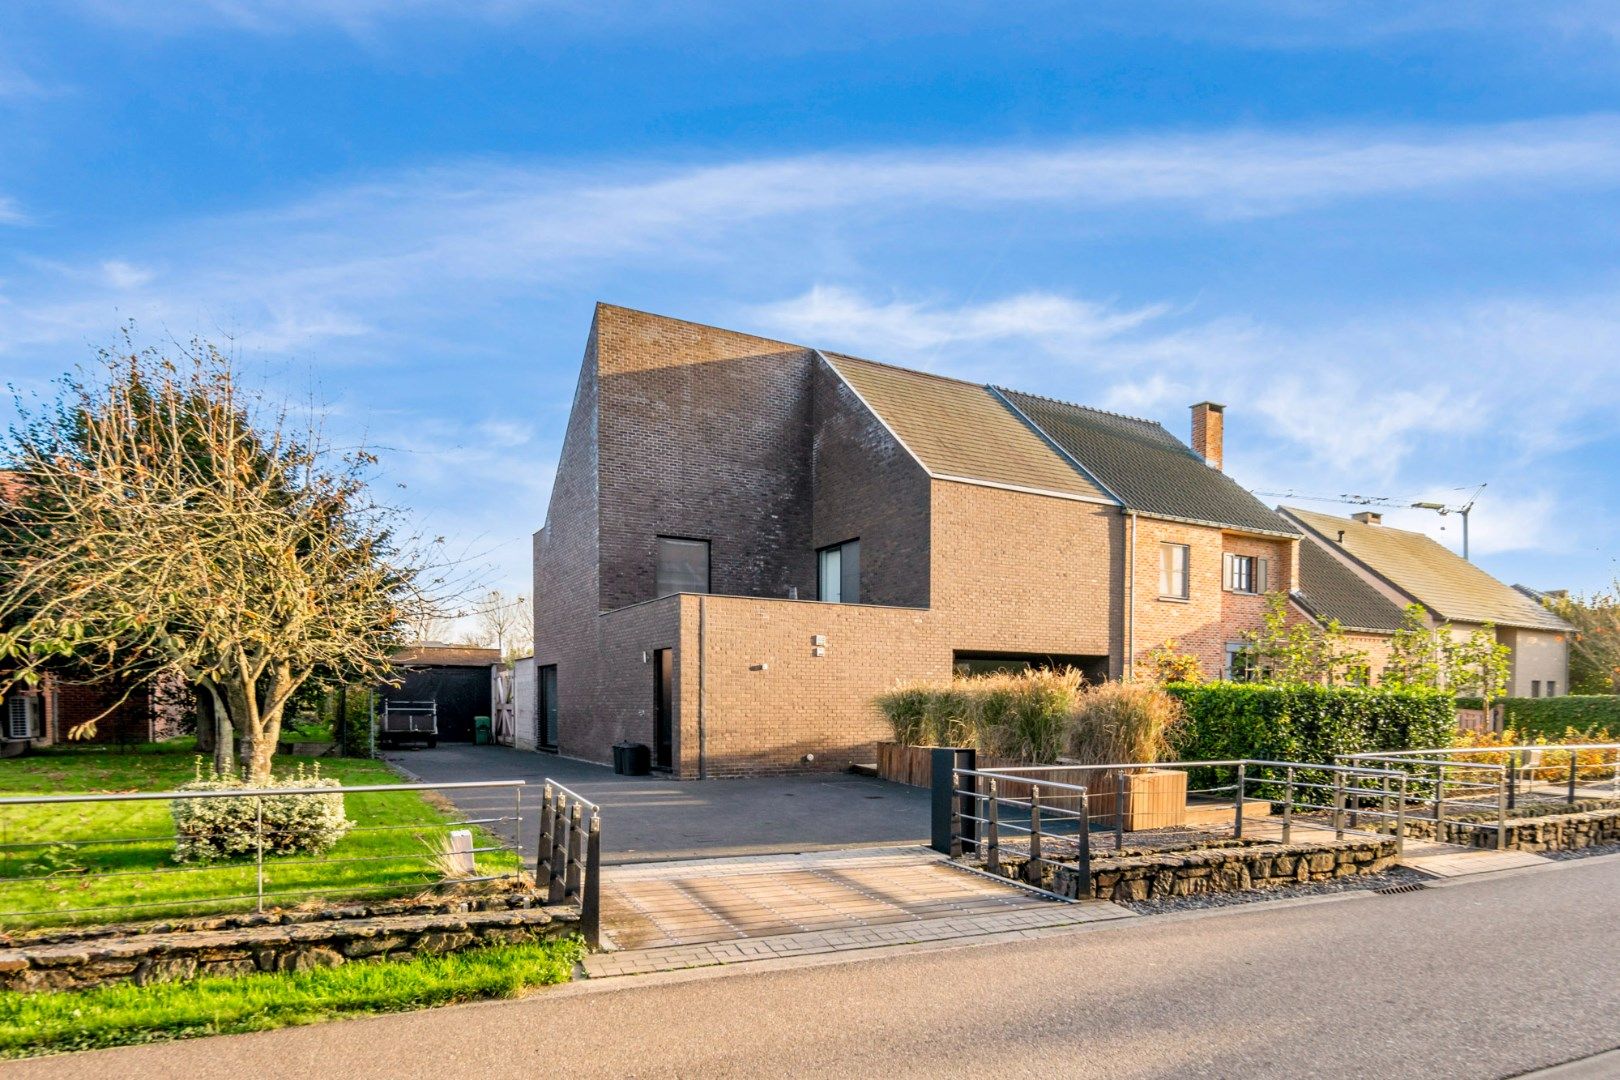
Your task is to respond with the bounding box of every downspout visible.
[1125,510,1138,682]
[697,595,708,780]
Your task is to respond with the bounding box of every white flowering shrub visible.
[172,760,355,863]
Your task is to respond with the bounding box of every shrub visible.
[974,669,1080,763]
[1453,726,1619,781]
[1464,696,1620,740]
[171,761,354,863]
[1067,681,1182,765]
[1166,682,1457,766]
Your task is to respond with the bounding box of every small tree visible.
[1238,593,1369,686]
[1444,623,1512,706]
[0,339,432,782]
[1543,583,1620,694]
[1138,639,1203,684]
[470,590,533,661]
[1381,604,1445,691]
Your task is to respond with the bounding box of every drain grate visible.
[1375,882,1429,895]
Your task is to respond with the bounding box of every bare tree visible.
[469,590,533,661]
[0,338,431,781]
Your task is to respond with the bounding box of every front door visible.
[653,648,673,770]
[539,665,558,750]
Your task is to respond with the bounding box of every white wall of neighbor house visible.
[1500,627,1569,699]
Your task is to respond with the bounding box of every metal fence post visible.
[581,810,601,949]
[1496,766,1508,851]
[1568,748,1580,805]
[933,747,975,856]
[255,795,265,913]
[1027,784,1043,883]
[1395,775,1407,859]
[1332,771,1345,841]
[1433,770,1446,842]
[1282,766,1294,845]
[1508,750,1518,810]
[1114,768,1127,851]
[986,779,1001,875]
[1234,763,1246,840]
[1075,785,1092,900]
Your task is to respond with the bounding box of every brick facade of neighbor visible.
[533,304,1299,777]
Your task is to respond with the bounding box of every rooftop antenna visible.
[1256,484,1486,561]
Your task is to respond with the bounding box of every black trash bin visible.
[613,742,651,776]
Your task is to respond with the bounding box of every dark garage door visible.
[389,665,491,743]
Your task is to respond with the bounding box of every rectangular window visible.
[1159,543,1190,600]
[1223,553,1268,594]
[1548,681,1557,697]
[1531,680,1541,698]
[818,539,861,604]
[5,694,42,741]
[1224,642,1258,683]
[655,537,710,597]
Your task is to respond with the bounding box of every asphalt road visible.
[386,743,932,863]
[16,855,1620,1079]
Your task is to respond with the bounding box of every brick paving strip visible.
[586,846,1135,977]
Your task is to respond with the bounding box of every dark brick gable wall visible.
[533,318,606,757]
[594,305,817,609]
[810,356,931,607]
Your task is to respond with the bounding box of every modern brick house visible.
[532,304,1306,777]
[1283,507,1571,698]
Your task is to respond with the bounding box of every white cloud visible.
[100,260,154,289]
[0,196,28,226]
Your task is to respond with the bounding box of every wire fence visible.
[0,780,528,930]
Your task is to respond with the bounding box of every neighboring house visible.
[532,303,1302,777]
[1282,507,1572,698]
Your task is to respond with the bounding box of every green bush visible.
[171,762,354,863]
[1165,682,1456,793]
[1477,696,1620,739]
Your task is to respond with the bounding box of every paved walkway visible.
[589,846,1132,976]
[384,743,931,863]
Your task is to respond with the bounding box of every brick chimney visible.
[1190,402,1224,470]
[1351,511,1382,526]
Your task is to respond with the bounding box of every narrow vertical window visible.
[656,537,709,597]
[818,539,860,604]
[1159,543,1190,600]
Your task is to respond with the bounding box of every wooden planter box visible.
[875,744,1187,830]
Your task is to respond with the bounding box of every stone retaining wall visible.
[0,900,577,993]
[1405,805,1620,852]
[989,837,1400,902]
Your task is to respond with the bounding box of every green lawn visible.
[0,936,583,1058]
[0,741,522,930]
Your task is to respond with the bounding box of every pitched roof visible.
[1293,535,1407,633]
[997,389,1299,536]
[822,352,1114,503]
[1281,506,1570,632]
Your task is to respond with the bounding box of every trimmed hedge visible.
[1464,695,1620,739]
[1166,683,1457,768]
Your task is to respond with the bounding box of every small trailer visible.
[379,698,438,749]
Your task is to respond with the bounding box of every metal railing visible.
[1341,743,1620,846]
[537,780,601,948]
[942,756,1413,883]
[0,779,526,928]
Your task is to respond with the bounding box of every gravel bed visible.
[1543,840,1620,862]
[1119,865,1433,916]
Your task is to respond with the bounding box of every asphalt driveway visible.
[383,744,930,864]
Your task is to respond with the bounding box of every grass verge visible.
[0,937,584,1059]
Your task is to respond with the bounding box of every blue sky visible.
[3,2,1620,607]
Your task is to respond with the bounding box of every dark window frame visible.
[655,535,711,598]
[817,538,861,605]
